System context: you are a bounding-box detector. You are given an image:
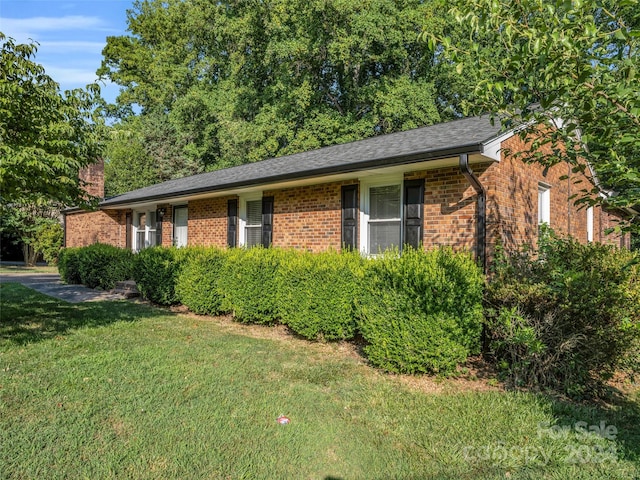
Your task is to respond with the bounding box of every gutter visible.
[459,153,486,272]
[99,144,486,209]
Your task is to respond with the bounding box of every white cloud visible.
[42,64,100,86]
[38,40,105,53]
[1,15,105,33]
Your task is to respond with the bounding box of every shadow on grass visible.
[0,283,172,346]
[544,389,640,468]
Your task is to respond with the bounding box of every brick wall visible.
[188,196,236,247]
[404,166,492,257]
[64,133,629,255]
[483,133,629,255]
[266,181,357,252]
[79,159,105,199]
[65,209,127,248]
[157,204,173,247]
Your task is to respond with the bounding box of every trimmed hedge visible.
[218,247,288,324]
[58,247,82,284]
[76,243,133,290]
[133,247,189,305]
[277,250,364,340]
[58,243,486,376]
[357,247,484,375]
[176,247,228,315]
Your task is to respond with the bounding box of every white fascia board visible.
[480,129,515,162]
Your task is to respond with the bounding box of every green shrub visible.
[76,243,133,290]
[357,247,484,375]
[133,247,189,305]
[33,222,63,265]
[58,247,82,284]
[277,250,364,341]
[218,247,288,324]
[485,229,640,397]
[176,247,228,315]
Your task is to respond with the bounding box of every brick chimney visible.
[79,158,105,199]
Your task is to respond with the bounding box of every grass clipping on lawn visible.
[1,283,639,479]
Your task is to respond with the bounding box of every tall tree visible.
[428,0,640,227]
[0,34,104,207]
[99,0,464,194]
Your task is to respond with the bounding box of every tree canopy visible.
[428,0,640,227]
[98,0,476,195]
[0,33,104,207]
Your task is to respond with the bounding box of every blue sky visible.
[0,0,131,104]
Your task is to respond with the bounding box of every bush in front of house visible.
[276,249,365,341]
[218,247,290,324]
[133,246,190,305]
[485,229,640,397]
[58,247,82,284]
[176,247,229,315]
[357,247,484,375]
[33,222,64,265]
[76,243,134,290]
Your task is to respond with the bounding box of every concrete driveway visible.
[0,272,128,303]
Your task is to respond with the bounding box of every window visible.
[358,177,424,255]
[538,184,550,226]
[239,196,273,248]
[587,206,594,242]
[173,206,188,247]
[368,184,401,253]
[245,199,262,247]
[133,210,158,251]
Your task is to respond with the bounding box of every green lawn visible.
[0,264,58,274]
[1,283,638,479]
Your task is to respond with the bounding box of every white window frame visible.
[133,209,157,252]
[587,206,594,242]
[172,205,188,248]
[238,193,263,247]
[359,175,403,255]
[538,183,551,226]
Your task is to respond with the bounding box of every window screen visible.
[245,200,262,247]
[369,184,401,253]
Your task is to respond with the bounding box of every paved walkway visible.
[0,272,128,303]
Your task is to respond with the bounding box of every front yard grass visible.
[1,282,638,479]
[0,264,58,274]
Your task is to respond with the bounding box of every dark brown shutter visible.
[227,199,238,248]
[125,212,132,250]
[403,179,424,250]
[341,184,358,250]
[155,209,163,246]
[262,196,274,247]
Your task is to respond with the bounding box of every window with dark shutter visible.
[341,184,358,250]
[227,199,238,247]
[261,196,274,248]
[368,184,401,253]
[403,179,424,250]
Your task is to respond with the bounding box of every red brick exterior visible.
[64,132,630,258]
[266,181,357,252]
[79,159,105,199]
[188,196,236,247]
[484,134,628,255]
[405,166,490,256]
[65,209,127,248]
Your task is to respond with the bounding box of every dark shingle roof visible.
[100,115,502,207]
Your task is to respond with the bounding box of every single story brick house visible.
[65,115,630,269]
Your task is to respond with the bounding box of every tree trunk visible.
[22,244,38,267]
